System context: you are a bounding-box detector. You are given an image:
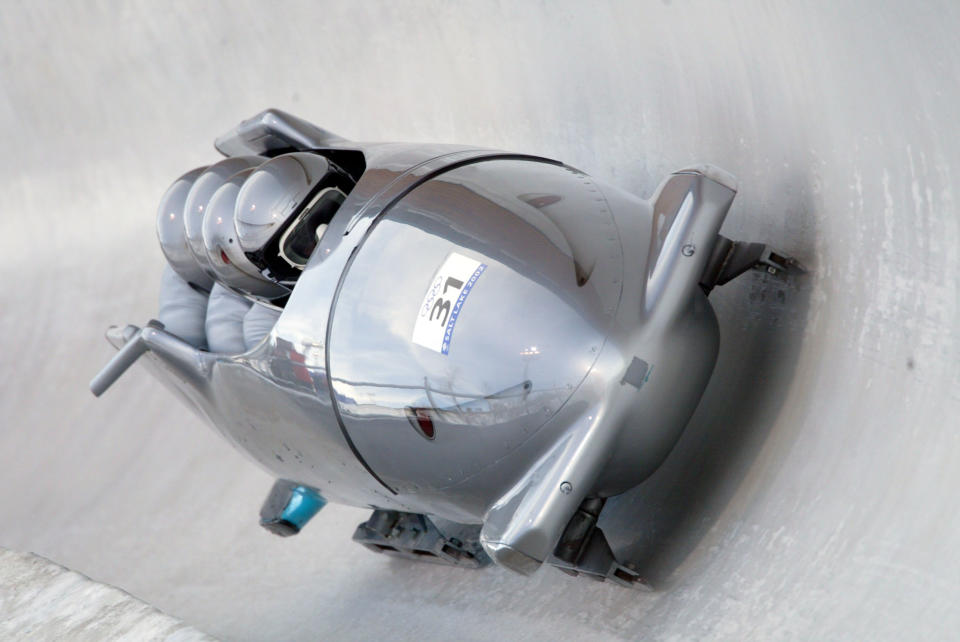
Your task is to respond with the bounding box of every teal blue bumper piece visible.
[260,480,326,536]
[281,485,327,529]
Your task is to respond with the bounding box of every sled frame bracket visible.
[699,235,805,294]
[353,510,490,569]
[547,497,652,590]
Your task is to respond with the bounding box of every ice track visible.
[1,2,958,639]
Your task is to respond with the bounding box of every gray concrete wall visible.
[0,2,957,639]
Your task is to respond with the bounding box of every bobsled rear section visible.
[471,167,738,577]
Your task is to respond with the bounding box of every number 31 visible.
[429,277,464,325]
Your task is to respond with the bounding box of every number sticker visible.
[412,253,487,354]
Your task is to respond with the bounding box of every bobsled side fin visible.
[479,406,615,575]
[644,166,737,317]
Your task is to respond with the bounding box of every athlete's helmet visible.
[182,156,264,281]
[156,167,211,289]
[234,152,353,284]
[201,168,290,301]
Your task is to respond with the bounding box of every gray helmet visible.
[234,152,349,281]
[157,166,212,289]
[182,156,264,280]
[201,168,290,301]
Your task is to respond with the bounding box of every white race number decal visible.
[412,252,487,355]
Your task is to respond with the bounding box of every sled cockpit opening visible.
[234,151,358,290]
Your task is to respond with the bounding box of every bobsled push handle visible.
[89,320,164,396]
[90,320,213,397]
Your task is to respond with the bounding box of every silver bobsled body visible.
[94,110,798,584]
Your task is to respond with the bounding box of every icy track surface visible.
[0,549,210,641]
[1,2,958,640]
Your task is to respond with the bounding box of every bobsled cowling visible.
[94,109,797,581]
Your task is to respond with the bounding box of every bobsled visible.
[92,109,800,587]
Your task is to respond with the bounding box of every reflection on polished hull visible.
[92,109,801,586]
